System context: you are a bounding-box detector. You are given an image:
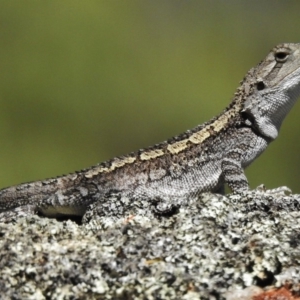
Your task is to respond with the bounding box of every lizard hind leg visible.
[82,191,132,224]
[150,197,180,217]
[82,193,181,224]
[0,205,37,223]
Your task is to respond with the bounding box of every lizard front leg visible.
[221,149,249,193]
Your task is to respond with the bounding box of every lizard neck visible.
[242,65,300,140]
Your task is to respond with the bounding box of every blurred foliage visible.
[0,1,300,192]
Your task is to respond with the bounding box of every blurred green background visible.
[0,1,300,192]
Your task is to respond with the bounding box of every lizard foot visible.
[255,184,292,196]
[150,198,180,217]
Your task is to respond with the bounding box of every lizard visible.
[0,42,300,223]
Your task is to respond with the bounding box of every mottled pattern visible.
[0,43,300,220]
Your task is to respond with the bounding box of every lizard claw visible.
[255,184,292,196]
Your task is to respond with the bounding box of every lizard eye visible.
[275,51,289,62]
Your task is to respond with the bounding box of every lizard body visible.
[1,43,300,221]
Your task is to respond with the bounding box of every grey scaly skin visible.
[0,43,300,222]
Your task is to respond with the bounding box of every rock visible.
[1,189,300,299]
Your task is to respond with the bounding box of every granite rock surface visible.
[1,189,300,299]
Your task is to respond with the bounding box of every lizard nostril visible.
[256,81,265,91]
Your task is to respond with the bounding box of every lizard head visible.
[242,43,300,140]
